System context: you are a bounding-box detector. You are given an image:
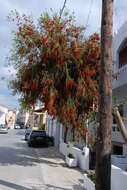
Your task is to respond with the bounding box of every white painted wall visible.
[111,165,127,190]
[59,142,89,171]
[0,112,6,124]
[83,165,127,190]
[0,105,8,125]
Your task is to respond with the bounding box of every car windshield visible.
[30,131,46,137]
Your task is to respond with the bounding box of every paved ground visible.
[0,129,84,190]
[35,147,84,190]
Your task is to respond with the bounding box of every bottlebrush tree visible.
[8,10,100,143]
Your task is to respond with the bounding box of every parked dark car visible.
[24,128,32,141]
[27,130,54,147]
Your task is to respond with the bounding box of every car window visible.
[31,131,46,137]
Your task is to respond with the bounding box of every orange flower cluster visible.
[9,11,100,142]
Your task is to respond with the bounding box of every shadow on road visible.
[0,179,31,190]
[15,131,25,136]
[46,184,72,189]
[46,183,85,190]
[0,141,39,166]
[0,139,64,167]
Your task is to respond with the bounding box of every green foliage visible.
[87,172,96,184]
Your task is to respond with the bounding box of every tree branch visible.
[113,107,127,144]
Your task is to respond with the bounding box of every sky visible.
[0,0,127,109]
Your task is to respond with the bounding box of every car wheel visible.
[48,141,53,147]
[28,143,32,147]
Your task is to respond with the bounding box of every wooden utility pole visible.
[96,1,113,190]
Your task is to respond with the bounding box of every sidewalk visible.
[35,147,85,190]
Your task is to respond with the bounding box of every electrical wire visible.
[60,0,67,17]
[86,0,94,27]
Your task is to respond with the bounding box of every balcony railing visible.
[112,64,127,89]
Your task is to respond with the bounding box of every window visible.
[119,43,127,68]
[112,145,123,155]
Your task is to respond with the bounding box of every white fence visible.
[59,142,89,171]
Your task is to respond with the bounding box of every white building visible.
[0,105,8,125]
[112,21,127,155]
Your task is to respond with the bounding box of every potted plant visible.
[65,153,77,167]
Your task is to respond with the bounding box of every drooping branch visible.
[113,107,127,144]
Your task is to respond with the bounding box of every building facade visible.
[5,110,16,129]
[112,22,127,155]
[0,105,8,125]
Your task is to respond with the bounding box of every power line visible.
[60,0,67,17]
[86,0,94,27]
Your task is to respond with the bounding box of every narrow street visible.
[0,129,45,190]
[0,130,84,190]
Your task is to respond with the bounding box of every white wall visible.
[0,112,6,124]
[111,165,127,190]
[84,165,127,190]
[59,142,89,171]
[0,105,8,125]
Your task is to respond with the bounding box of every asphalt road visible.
[0,129,45,190]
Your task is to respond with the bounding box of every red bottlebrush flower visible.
[42,87,48,95]
[73,49,80,59]
[31,82,38,89]
[49,94,56,105]
[67,106,76,120]
[83,128,88,134]
[88,135,93,145]
[44,79,53,86]
[94,34,100,41]
[58,58,65,66]
[28,30,33,35]
[41,36,48,45]
[76,85,83,97]
[66,79,75,90]
[76,91,82,97]
[91,33,100,41]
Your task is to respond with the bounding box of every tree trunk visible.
[96,1,113,190]
[64,126,68,143]
[113,107,127,144]
[71,127,75,141]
